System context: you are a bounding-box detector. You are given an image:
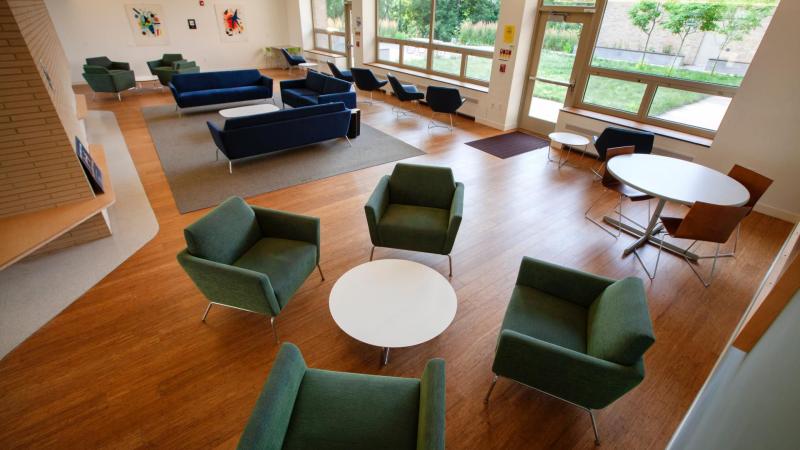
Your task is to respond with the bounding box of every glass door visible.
[519,11,593,135]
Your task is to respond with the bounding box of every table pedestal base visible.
[602,215,699,261]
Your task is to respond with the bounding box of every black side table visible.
[347,108,361,139]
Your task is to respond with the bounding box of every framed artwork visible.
[75,138,104,194]
[125,4,169,46]
[215,4,247,42]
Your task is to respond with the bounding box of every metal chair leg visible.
[585,193,623,238]
[345,136,352,147]
[683,242,722,288]
[269,316,279,343]
[588,409,601,446]
[201,303,213,322]
[228,161,232,174]
[369,246,375,261]
[447,254,453,277]
[448,113,454,131]
[215,148,219,161]
[484,374,498,404]
[633,229,665,281]
[719,223,740,258]
[317,264,325,281]
[117,92,122,101]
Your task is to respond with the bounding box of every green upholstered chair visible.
[147,53,199,86]
[238,343,446,450]
[177,197,323,342]
[364,163,464,276]
[82,57,135,101]
[484,257,655,445]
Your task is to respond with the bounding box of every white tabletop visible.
[219,103,279,118]
[549,132,590,147]
[299,62,318,68]
[607,154,749,206]
[329,259,457,348]
[135,74,159,82]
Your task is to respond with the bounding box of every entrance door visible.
[344,0,354,68]
[518,12,593,135]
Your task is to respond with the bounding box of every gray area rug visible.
[142,104,425,213]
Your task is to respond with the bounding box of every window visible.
[311,0,346,54]
[376,0,500,85]
[573,0,778,134]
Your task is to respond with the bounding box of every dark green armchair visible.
[147,53,199,86]
[364,163,464,276]
[238,343,446,450]
[177,197,323,342]
[485,257,655,445]
[82,56,135,100]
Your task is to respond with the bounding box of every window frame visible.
[375,0,495,86]
[311,0,346,56]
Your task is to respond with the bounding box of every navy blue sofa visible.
[170,69,273,109]
[207,102,352,172]
[280,71,356,109]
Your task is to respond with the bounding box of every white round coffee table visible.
[298,62,318,72]
[219,103,279,118]
[548,132,590,168]
[329,259,457,366]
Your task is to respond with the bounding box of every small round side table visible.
[548,132,590,169]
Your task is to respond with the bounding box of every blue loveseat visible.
[280,71,356,109]
[170,69,273,109]
[207,102,352,173]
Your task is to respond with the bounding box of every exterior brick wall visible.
[0,0,92,218]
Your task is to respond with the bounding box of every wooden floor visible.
[0,70,791,449]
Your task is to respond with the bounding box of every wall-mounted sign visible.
[503,25,515,44]
[75,137,104,194]
[498,47,512,61]
[187,18,197,29]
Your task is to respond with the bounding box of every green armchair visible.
[147,53,199,86]
[364,163,464,276]
[177,197,323,342]
[238,343,446,450]
[485,257,655,445]
[82,56,135,100]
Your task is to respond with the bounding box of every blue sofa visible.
[170,69,273,109]
[280,70,356,109]
[207,102,352,172]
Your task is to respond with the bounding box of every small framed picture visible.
[187,19,197,29]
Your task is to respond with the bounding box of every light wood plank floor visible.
[0,70,791,449]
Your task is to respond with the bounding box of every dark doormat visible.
[466,131,549,159]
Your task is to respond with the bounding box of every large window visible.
[312,0,346,54]
[574,0,778,134]
[376,0,500,85]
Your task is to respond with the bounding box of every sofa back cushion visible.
[224,103,346,130]
[322,76,351,94]
[389,163,456,210]
[304,70,327,92]
[587,277,655,366]
[172,70,262,92]
[216,69,263,88]
[183,196,261,264]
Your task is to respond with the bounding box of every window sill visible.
[561,107,713,148]
[366,63,489,94]
[306,49,345,59]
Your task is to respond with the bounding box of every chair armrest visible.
[174,61,196,70]
[260,75,274,96]
[146,60,161,73]
[110,61,130,70]
[207,121,226,155]
[515,257,615,308]
[110,70,135,90]
[364,175,390,246]
[177,249,281,316]
[280,79,306,90]
[252,207,321,262]
[443,182,464,254]
[493,329,644,410]
[417,358,446,450]
[237,343,307,450]
[318,92,356,109]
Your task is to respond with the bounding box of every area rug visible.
[465,131,549,159]
[142,105,425,213]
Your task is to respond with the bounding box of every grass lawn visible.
[534,50,742,116]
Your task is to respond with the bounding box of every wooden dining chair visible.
[721,164,773,256]
[636,202,750,287]
[585,146,653,238]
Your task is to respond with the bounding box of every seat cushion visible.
[282,368,420,450]
[587,277,654,366]
[377,204,449,254]
[184,196,261,265]
[233,238,317,307]
[500,285,588,353]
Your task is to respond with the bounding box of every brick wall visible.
[29,211,111,257]
[0,0,92,218]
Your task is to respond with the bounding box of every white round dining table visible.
[606,154,749,256]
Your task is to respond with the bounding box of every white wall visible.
[46,0,291,83]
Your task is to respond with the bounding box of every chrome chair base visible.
[428,112,454,131]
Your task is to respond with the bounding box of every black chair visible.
[425,86,465,131]
[351,68,388,104]
[386,74,424,117]
[592,127,655,177]
[327,61,353,82]
[280,48,306,72]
